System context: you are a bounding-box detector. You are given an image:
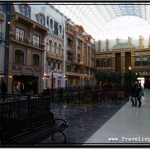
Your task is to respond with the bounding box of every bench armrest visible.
[54,118,68,130]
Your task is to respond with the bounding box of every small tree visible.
[95,71,122,88]
[95,71,107,84]
[123,70,137,87]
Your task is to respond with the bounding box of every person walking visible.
[135,83,143,107]
[13,83,20,100]
[130,83,136,106]
[0,78,7,101]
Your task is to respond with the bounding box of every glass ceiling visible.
[48,2,150,40]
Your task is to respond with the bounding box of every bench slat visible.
[1,112,68,145]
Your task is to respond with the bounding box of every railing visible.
[10,34,45,49]
[0,87,129,120]
[46,87,129,105]
[0,95,51,120]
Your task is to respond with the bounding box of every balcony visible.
[10,34,45,49]
[46,51,64,60]
[66,29,74,36]
[74,31,84,41]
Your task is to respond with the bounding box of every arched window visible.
[54,42,57,53]
[142,56,148,66]
[23,5,30,18]
[15,50,24,64]
[49,40,52,52]
[135,57,141,66]
[33,54,39,66]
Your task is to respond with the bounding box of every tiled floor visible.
[37,96,127,146]
[36,89,150,147]
[84,89,150,146]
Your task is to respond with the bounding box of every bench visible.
[0,112,68,145]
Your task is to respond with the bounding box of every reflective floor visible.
[84,89,150,146]
[37,89,150,146]
[38,96,127,145]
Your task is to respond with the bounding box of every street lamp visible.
[64,75,68,88]
[51,69,54,100]
[84,74,86,87]
[128,66,132,71]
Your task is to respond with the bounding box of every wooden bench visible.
[0,112,68,145]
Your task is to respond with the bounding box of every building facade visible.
[4,3,97,93]
[0,3,11,87]
[65,21,96,87]
[95,35,150,87]
[8,4,49,94]
[41,5,65,89]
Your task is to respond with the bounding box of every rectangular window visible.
[32,34,40,48]
[2,5,6,12]
[16,27,25,43]
[67,65,71,72]
[23,5,30,18]
[107,58,112,67]
[53,62,56,69]
[39,15,45,26]
[58,63,60,70]
[0,22,2,44]
[47,16,49,27]
[78,40,81,49]
[54,21,58,35]
[77,54,80,63]
[50,19,53,29]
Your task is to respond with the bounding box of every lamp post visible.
[128,66,132,71]
[84,74,86,87]
[64,75,68,88]
[51,70,54,100]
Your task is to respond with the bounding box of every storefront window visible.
[142,56,148,66]
[135,57,141,66]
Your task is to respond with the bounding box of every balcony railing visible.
[10,34,45,49]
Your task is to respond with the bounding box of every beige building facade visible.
[8,4,49,94]
[65,21,96,87]
[95,35,150,87]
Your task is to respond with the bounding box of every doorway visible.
[13,75,38,94]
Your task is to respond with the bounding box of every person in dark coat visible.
[0,79,7,101]
[135,83,143,107]
[130,83,136,106]
[45,87,51,96]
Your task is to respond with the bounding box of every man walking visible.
[135,83,143,107]
[130,83,136,106]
